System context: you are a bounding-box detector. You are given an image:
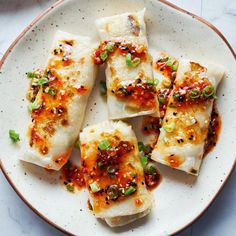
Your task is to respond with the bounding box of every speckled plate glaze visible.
[0,0,235,235]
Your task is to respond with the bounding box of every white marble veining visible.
[0,0,235,235]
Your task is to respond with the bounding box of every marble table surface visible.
[0,0,235,235]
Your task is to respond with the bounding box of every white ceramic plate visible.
[0,0,235,235]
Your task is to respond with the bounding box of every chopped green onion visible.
[100,51,108,61]
[140,156,148,167]
[146,79,154,86]
[146,79,158,87]
[158,94,165,104]
[125,53,133,67]
[99,80,107,96]
[171,63,178,72]
[107,166,117,176]
[163,123,175,132]
[189,88,200,99]
[105,42,114,52]
[165,57,178,71]
[9,129,20,143]
[138,142,145,152]
[144,163,157,175]
[138,142,151,153]
[28,99,41,113]
[173,93,181,101]
[26,71,37,79]
[66,184,74,193]
[126,53,141,68]
[124,186,136,196]
[90,182,100,193]
[38,77,49,86]
[154,78,159,86]
[44,87,56,96]
[49,88,56,96]
[202,86,215,98]
[119,188,125,195]
[107,185,119,200]
[149,165,157,175]
[98,139,110,150]
[166,58,175,67]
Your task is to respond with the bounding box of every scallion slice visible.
[202,86,215,98]
[100,51,108,61]
[125,53,133,67]
[9,129,20,143]
[146,79,158,87]
[165,57,178,71]
[98,139,110,150]
[171,64,178,71]
[45,87,56,96]
[107,166,117,175]
[90,182,100,193]
[163,123,175,132]
[126,53,141,68]
[28,99,41,113]
[149,165,157,175]
[26,71,37,79]
[138,142,151,153]
[105,42,114,52]
[140,156,148,167]
[165,58,174,67]
[158,93,165,104]
[66,184,74,193]
[107,185,119,200]
[173,93,182,101]
[124,186,136,196]
[38,77,49,86]
[49,89,56,96]
[189,88,200,99]
[144,162,157,175]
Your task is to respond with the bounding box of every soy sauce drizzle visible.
[204,103,221,156]
[60,161,86,192]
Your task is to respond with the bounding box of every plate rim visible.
[0,0,235,235]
